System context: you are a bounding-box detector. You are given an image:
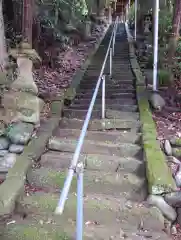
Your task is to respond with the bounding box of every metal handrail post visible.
[110,48,112,77]
[101,75,105,119]
[112,31,115,55]
[76,162,84,240]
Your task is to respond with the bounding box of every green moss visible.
[158,69,171,86]
[50,100,64,115]
[175,139,181,145]
[170,137,181,146]
[128,43,176,194]
[172,148,181,158]
[64,88,76,101]
[48,171,77,190]
[22,193,114,214]
[5,225,70,240]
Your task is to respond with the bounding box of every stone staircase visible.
[2,24,170,240]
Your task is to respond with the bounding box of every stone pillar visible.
[108,6,112,24]
[2,43,44,125]
[83,21,92,39]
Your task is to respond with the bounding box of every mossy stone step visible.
[79,83,134,90]
[105,109,139,119]
[48,137,141,157]
[76,92,135,99]
[27,167,146,200]
[63,109,103,119]
[60,118,140,132]
[78,88,135,95]
[64,109,139,120]
[112,73,133,79]
[3,222,72,240]
[3,192,169,240]
[73,98,136,106]
[55,128,141,143]
[41,151,144,174]
[19,193,124,226]
[17,192,165,233]
[81,78,133,85]
[69,104,138,112]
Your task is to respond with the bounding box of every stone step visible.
[88,66,132,71]
[73,98,136,105]
[5,219,169,240]
[55,127,140,142]
[68,104,138,112]
[112,72,133,78]
[78,88,135,95]
[14,192,167,239]
[27,167,146,200]
[41,151,144,174]
[48,137,142,157]
[3,192,169,240]
[63,109,139,120]
[81,78,134,85]
[86,69,133,76]
[59,118,140,131]
[79,83,134,90]
[63,109,104,119]
[76,91,135,99]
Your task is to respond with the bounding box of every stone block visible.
[2,90,44,124]
[11,57,38,94]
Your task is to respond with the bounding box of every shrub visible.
[158,69,171,86]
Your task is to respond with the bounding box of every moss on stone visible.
[172,148,181,158]
[170,137,181,146]
[48,171,77,189]
[175,138,181,146]
[50,100,64,115]
[22,192,115,214]
[128,39,176,194]
[64,88,76,101]
[5,225,70,240]
[137,90,176,194]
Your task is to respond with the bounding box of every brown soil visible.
[33,24,108,101]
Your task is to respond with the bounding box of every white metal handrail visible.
[55,16,119,240]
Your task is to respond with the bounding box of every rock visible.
[9,144,24,154]
[10,57,38,94]
[0,122,5,136]
[166,156,181,165]
[167,161,179,176]
[149,92,165,111]
[147,195,177,222]
[164,140,172,156]
[6,122,34,145]
[0,71,8,85]
[172,148,181,158]
[2,90,44,124]
[177,208,181,227]
[0,150,8,157]
[0,137,10,150]
[170,137,181,147]
[164,191,181,207]
[0,153,16,169]
[174,167,181,187]
[171,225,178,235]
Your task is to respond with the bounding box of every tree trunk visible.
[22,0,33,46]
[167,0,181,68]
[0,0,8,71]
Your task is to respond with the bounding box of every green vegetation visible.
[129,0,181,87]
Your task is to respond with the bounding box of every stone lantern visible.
[2,42,44,125]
